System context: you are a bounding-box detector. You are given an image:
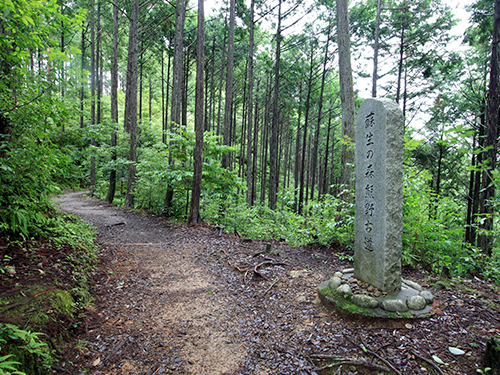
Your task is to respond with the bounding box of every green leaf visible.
[432,354,448,365]
[448,347,465,355]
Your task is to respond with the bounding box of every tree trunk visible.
[298,44,315,215]
[163,0,186,214]
[336,0,356,196]
[188,0,205,225]
[222,0,236,169]
[106,0,119,204]
[90,0,96,195]
[310,23,331,201]
[372,0,382,98]
[478,0,500,256]
[293,83,303,212]
[245,0,255,206]
[80,24,85,129]
[268,0,282,210]
[124,0,139,208]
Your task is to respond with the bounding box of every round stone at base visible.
[381,299,408,312]
[336,284,352,298]
[328,276,342,290]
[420,290,434,304]
[352,294,379,308]
[406,295,427,310]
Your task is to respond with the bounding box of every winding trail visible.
[54,192,248,374]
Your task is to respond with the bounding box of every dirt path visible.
[53,192,500,375]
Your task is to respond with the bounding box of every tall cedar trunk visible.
[298,45,315,214]
[310,23,331,201]
[124,0,139,208]
[322,108,334,195]
[293,83,303,212]
[478,0,500,256]
[216,21,227,136]
[472,114,486,245]
[163,52,171,144]
[139,52,143,121]
[60,0,65,131]
[182,53,189,127]
[245,0,255,206]
[336,0,356,196]
[149,75,152,121]
[96,1,101,127]
[222,0,236,169]
[188,0,205,225]
[465,133,476,244]
[395,24,405,104]
[251,80,260,206]
[206,36,216,131]
[106,0,119,204]
[372,0,382,98]
[268,0,282,210]
[164,0,186,214]
[90,0,96,195]
[80,25,85,129]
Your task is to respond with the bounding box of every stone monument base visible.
[318,268,435,319]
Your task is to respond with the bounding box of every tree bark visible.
[372,0,382,98]
[298,44,315,215]
[268,0,282,210]
[106,0,120,204]
[90,0,96,195]
[222,0,236,169]
[163,0,186,214]
[188,0,205,225]
[124,0,139,208]
[478,0,500,256]
[310,23,331,201]
[336,0,356,196]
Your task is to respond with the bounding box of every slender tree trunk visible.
[372,0,382,98]
[90,0,96,194]
[124,0,139,208]
[164,0,186,214]
[336,0,356,196]
[293,83,303,212]
[163,52,171,144]
[478,0,500,256]
[310,23,331,201]
[251,80,260,206]
[465,134,476,245]
[216,20,227,137]
[149,75,152,121]
[106,0,119,204]
[298,44,315,215]
[222,0,236,169]
[245,0,255,206]
[188,0,205,225]
[268,0,282,210]
[395,24,405,104]
[322,108,334,196]
[139,52,143,121]
[96,1,101,127]
[80,25,85,129]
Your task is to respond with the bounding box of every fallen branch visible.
[316,359,391,372]
[99,337,131,367]
[263,277,281,296]
[357,334,401,375]
[412,351,445,375]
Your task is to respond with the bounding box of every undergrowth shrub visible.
[0,324,53,375]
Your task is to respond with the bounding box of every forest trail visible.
[52,192,500,375]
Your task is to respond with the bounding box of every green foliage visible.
[202,189,355,248]
[0,324,53,375]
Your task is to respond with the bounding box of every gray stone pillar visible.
[354,98,404,293]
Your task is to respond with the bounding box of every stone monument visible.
[317,98,434,318]
[354,98,403,293]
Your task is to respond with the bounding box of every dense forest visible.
[1,0,499,284]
